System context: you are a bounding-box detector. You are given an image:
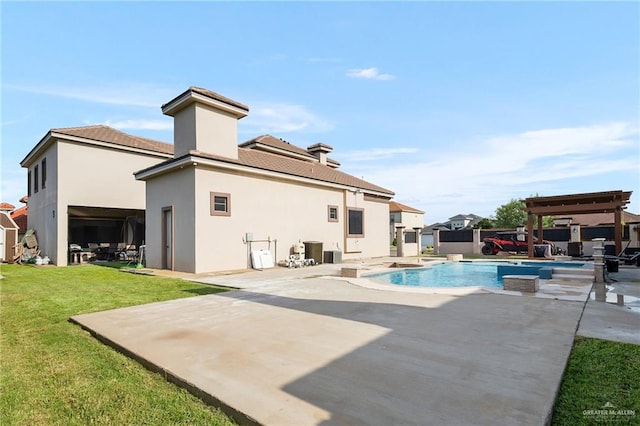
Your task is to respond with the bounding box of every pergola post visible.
[537,215,543,255]
[527,211,534,258]
[614,206,622,255]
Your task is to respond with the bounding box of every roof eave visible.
[162,89,248,119]
[20,131,54,168]
[136,153,394,197]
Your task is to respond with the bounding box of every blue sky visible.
[2,1,638,223]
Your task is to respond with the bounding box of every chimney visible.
[307,143,333,165]
[162,87,249,159]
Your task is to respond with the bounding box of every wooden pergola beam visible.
[524,190,632,258]
[526,201,621,216]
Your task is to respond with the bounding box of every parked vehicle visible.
[481,231,561,255]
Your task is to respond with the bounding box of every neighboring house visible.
[553,212,640,227]
[20,86,395,272]
[10,196,28,240]
[448,213,483,230]
[389,201,425,244]
[135,87,394,273]
[20,126,174,266]
[0,202,16,214]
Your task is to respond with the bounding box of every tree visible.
[473,218,495,229]
[494,197,555,229]
[494,198,527,228]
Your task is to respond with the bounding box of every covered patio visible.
[524,190,633,257]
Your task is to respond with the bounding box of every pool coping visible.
[346,259,594,302]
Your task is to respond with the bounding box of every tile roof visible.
[389,201,424,214]
[32,125,392,196]
[162,86,249,112]
[240,135,340,167]
[52,125,174,155]
[10,205,27,232]
[144,147,394,195]
[236,149,391,194]
[560,212,640,226]
[0,202,16,210]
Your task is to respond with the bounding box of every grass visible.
[0,263,236,425]
[552,336,640,425]
[2,263,638,425]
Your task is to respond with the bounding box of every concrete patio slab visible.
[71,276,586,426]
[577,266,640,345]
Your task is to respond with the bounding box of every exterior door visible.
[5,229,17,262]
[162,207,173,270]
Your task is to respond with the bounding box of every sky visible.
[1,1,638,224]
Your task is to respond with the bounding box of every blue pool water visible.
[369,261,588,289]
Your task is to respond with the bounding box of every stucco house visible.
[20,126,174,266]
[447,213,483,230]
[135,87,394,273]
[20,86,394,271]
[389,201,425,243]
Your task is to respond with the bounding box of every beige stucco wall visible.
[27,139,170,265]
[173,103,239,159]
[25,143,58,265]
[144,164,391,273]
[400,211,424,230]
[144,167,196,272]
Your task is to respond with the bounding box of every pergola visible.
[523,190,633,257]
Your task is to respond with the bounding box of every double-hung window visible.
[328,205,339,222]
[210,192,231,216]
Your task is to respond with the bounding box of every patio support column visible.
[614,206,622,255]
[395,225,405,257]
[592,238,606,301]
[527,211,534,258]
[413,227,422,257]
[433,229,440,255]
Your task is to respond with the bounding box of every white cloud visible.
[8,83,174,108]
[103,119,173,131]
[346,67,395,80]
[239,102,334,134]
[340,122,639,223]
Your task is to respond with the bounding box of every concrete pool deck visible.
[71,259,640,425]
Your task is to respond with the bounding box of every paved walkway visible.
[71,259,639,425]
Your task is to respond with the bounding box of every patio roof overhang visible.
[523,190,632,257]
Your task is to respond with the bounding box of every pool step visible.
[551,267,593,282]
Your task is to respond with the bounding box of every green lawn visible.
[552,336,640,425]
[0,263,235,425]
[2,263,638,425]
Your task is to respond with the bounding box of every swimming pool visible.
[368,261,588,289]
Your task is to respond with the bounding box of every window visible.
[347,208,364,237]
[41,158,47,189]
[210,192,230,216]
[328,205,338,222]
[28,171,32,196]
[405,231,417,244]
[34,165,39,193]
